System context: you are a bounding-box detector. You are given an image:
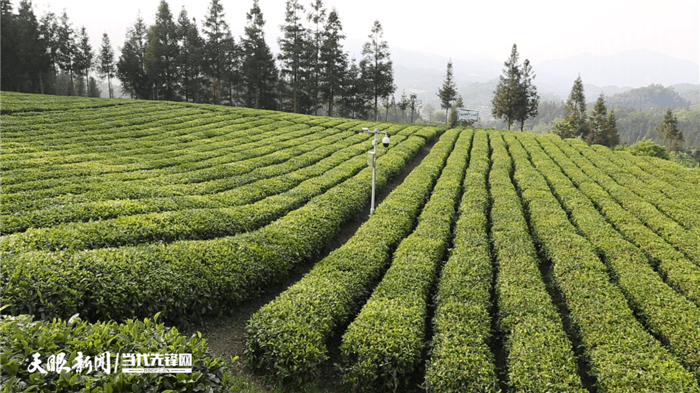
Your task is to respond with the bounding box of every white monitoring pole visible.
[361,127,390,215]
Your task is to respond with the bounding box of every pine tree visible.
[657,109,684,153]
[339,58,368,119]
[176,9,203,102]
[586,93,609,145]
[492,44,522,130]
[361,20,395,121]
[97,33,116,98]
[74,26,93,97]
[56,11,76,95]
[241,0,278,110]
[554,75,588,139]
[516,58,538,131]
[38,11,60,94]
[146,0,179,101]
[88,76,101,97]
[437,59,457,124]
[278,0,308,113]
[397,90,409,122]
[13,0,50,93]
[1,0,19,91]
[409,93,421,123]
[202,0,233,104]
[306,0,326,115]
[319,8,346,117]
[117,13,150,99]
[605,109,620,147]
[222,31,240,105]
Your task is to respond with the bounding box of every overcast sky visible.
[28,0,700,65]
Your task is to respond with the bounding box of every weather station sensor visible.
[357,127,390,215]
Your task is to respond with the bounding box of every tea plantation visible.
[2,92,700,392]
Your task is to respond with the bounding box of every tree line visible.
[1,0,101,97]
[520,84,697,151]
[1,0,398,119]
[482,53,697,153]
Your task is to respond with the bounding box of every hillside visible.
[607,84,688,110]
[388,46,699,113]
[2,92,700,392]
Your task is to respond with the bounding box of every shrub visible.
[628,138,670,160]
[0,313,236,392]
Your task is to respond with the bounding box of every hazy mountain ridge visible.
[389,46,700,111]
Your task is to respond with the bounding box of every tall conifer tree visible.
[492,44,522,130]
[319,8,346,117]
[1,0,19,90]
[97,33,116,98]
[74,26,93,97]
[657,109,684,153]
[38,10,60,94]
[202,0,233,104]
[56,10,76,95]
[554,75,588,138]
[605,109,619,147]
[437,59,457,124]
[146,0,179,100]
[586,93,609,145]
[307,0,326,115]
[241,0,278,109]
[117,13,150,99]
[516,58,539,131]
[177,9,203,102]
[361,20,394,121]
[397,90,409,122]
[278,0,308,113]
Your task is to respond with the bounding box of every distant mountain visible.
[607,85,688,110]
[387,46,699,112]
[672,83,700,105]
[534,49,699,93]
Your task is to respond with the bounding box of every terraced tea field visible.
[2,92,700,392]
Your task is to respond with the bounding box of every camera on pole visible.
[359,127,390,215]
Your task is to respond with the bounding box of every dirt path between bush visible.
[182,136,437,392]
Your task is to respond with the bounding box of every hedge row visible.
[338,128,471,391]
[243,127,456,385]
[518,133,700,381]
[1,100,193,140]
[1,128,440,326]
[1,124,341,214]
[572,141,700,232]
[1,90,131,114]
[644,154,700,186]
[564,139,700,265]
[504,133,699,391]
[488,132,585,391]
[0,313,237,392]
[1,116,283,204]
[2,131,373,234]
[623,152,700,195]
[4,104,250,147]
[2,122,396,232]
[1,121,323,205]
[4,111,363,184]
[1,132,382,251]
[2,117,294,187]
[539,135,700,307]
[592,145,700,216]
[423,130,498,392]
[2,107,234,167]
[2,125,415,240]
